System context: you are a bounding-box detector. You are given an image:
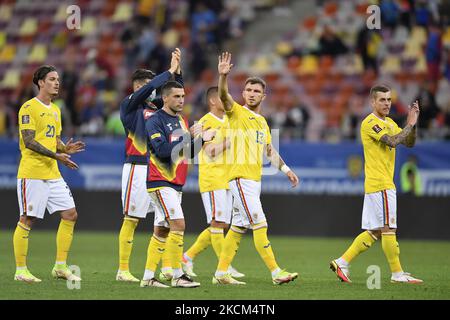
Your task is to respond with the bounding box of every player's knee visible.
[61,208,77,221]
[154,226,170,238]
[380,226,396,234]
[369,230,381,239]
[211,220,228,229]
[169,218,185,232]
[19,215,36,228]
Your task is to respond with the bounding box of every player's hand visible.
[65,138,85,154]
[202,129,216,142]
[169,48,181,74]
[287,170,299,188]
[218,52,233,75]
[406,100,419,126]
[189,122,203,138]
[55,153,79,170]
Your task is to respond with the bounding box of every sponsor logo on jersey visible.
[372,124,382,133]
[22,115,30,124]
[143,109,154,120]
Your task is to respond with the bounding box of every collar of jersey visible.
[208,112,226,123]
[34,97,51,109]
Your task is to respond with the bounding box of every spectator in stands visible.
[190,1,219,47]
[380,0,400,29]
[425,22,443,83]
[61,62,80,127]
[284,99,310,139]
[319,26,348,57]
[415,0,432,27]
[356,27,381,74]
[415,81,441,132]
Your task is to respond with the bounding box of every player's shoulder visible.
[385,116,398,126]
[198,112,212,124]
[50,102,61,113]
[19,98,37,113]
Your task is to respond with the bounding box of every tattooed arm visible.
[380,100,420,148]
[402,126,416,147]
[21,130,79,169]
[22,129,57,159]
[380,125,415,148]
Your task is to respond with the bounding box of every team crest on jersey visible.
[143,109,154,120]
[391,218,396,224]
[54,112,58,120]
[28,204,33,211]
[372,124,382,133]
[22,115,30,124]
[217,211,222,217]
[24,104,30,109]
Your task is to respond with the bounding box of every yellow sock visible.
[166,231,184,270]
[56,219,76,263]
[185,228,211,260]
[253,225,279,272]
[161,245,172,271]
[118,216,139,271]
[13,222,30,268]
[217,226,244,272]
[342,231,377,263]
[145,235,167,272]
[382,233,403,273]
[210,227,224,259]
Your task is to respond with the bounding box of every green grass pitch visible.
[0,230,449,300]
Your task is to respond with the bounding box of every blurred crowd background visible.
[0,0,449,141]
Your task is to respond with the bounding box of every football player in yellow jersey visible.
[212,52,299,285]
[180,87,246,280]
[330,85,423,284]
[13,65,85,283]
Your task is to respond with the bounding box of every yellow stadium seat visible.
[0,69,20,89]
[0,44,16,63]
[19,18,38,36]
[410,26,427,45]
[402,41,422,59]
[27,44,48,63]
[252,56,271,74]
[413,55,427,73]
[381,55,401,74]
[298,55,318,75]
[443,27,450,47]
[80,17,97,36]
[112,3,133,22]
[0,4,12,22]
[54,4,68,22]
[0,32,5,50]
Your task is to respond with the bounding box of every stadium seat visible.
[19,18,38,37]
[112,3,133,22]
[0,4,12,22]
[79,16,97,36]
[27,44,47,63]
[381,55,401,74]
[0,32,5,50]
[443,27,450,48]
[0,44,15,63]
[54,4,68,22]
[298,55,319,75]
[0,68,20,89]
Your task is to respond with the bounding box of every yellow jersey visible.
[17,97,62,179]
[361,113,402,193]
[226,102,271,182]
[198,112,230,192]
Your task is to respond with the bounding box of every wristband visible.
[280,164,290,174]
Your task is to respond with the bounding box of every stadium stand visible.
[0,0,448,140]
